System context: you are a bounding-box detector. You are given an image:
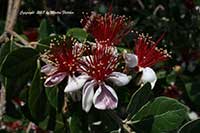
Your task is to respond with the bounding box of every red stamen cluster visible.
[81,11,133,46]
[80,45,118,83]
[41,36,84,75]
[135,33,171,68]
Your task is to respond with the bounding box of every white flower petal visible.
[64,75,90,92]
[93,83,118,110]
[125,53,138,68]
[108,72,130,86]
[141,67,157,89]
[82,80,96,112]
[44,72,66,87]
[41,64,57,75]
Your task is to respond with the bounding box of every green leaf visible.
[0,48,38,77]
[69,112,82,133]
[0,42,11,66]
[38,109,65,132]
[66,28,88,42]
[29,60,47,121]
[39,19,50,40]
[5,72,32,100]
[185,80,200,111]
[131,96,188,133]
[178,119,200,133]
[0,41,19,69]
[38,115,51,129]
[126,83,153,120]
[54,113,65,133]
[45,87,58,110]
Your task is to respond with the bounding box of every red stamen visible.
[80,45,118,83]
[134,33,171,68]
[41,36,84,75]
[81,11,133,46]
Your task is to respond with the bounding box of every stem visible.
[0,0,22,44]
[0,85,6,121]
[137,0,145,9]
[5,0,13,30]
[153,5,165,16]
[26,122,33,133]
[7,30,29,46]
[7,0,21,31]
[0,33,8,43]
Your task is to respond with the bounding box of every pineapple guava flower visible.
[124,33,171,88]
[41,36,87,92]
[81,11,133,46]
[79,44,130,112]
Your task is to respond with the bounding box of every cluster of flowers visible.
[41,11,171,112]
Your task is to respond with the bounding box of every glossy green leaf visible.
[69,112,82,133]
[39,19,50,40]
[178,119,200,133]
[126,83,153,120]
[0,48,38,77]
[38,105,65,131]
[45,87,58,110]
[0,41,18,69]
[131,96,188,133]
[185,80,200,111]
[0,42,11,67]
[29,60,47,121]
[66,28,88,42]
[54,113,65,133]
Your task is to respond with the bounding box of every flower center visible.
[81,12,133,46]
[41,36,83,75]
[80,46,118,83]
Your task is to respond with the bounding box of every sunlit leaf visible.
[66,28,88,42]
[29,60,48,121]
[126,83,153,120]
[130,96,189,133]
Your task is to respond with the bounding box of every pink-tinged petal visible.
[44,72,66,87]
[64,75,90,92]
[125,53,138,68]
[93,83,118,110]
[82,80,96,112]
[108,72,130,86]
[41,64,57,76]
[141,67,157,89]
